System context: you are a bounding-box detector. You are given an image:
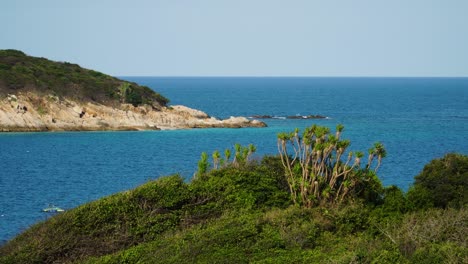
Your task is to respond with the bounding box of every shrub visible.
[380,185,408,215]
[383,207,467,260]
[409,243,468,264]
[190,157,290,212]
[408,153,468,209]
[332,202,371,234]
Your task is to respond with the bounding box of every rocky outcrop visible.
[0,93,266,132]
[286,115,328,119]
[250,114,329,120]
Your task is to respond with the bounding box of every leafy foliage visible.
[191,157,290,212]
[196,152,209,177]
[408,153,468,209]
[0,49,169,107]
[0,157,290,263]
[196,143,258,177]
[83,206,467,264]
[0,175,190,263]
[277,124,386,207]
[379,207,468,262]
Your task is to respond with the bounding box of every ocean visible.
[1,77,467,243]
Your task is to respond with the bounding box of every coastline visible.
[0,93,266,132]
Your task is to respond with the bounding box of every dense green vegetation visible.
[0,49,169,107]
[407,153,468,209]
[0,131,466,263]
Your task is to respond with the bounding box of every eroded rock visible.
[0,93,266,132]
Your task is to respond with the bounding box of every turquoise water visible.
[1,77,467,243]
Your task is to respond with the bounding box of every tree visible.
[224,149,231,163]
[247,144,257,161]
[232,143,255,167]
[408,153,468,209]
[277,124,385,208]
[367,142,387,172]
[196,144,257,175]
[233,143,242,165]
[212,150,221,169]
[196,152,209,177]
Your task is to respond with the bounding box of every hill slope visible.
[0,50,265,131]
[0,49,168,107]
[0,156,466,263]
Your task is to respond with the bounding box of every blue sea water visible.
[1,77,467,244]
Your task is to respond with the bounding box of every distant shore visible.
[0,93,266,132]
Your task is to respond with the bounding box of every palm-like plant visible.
[373,142,387,172]
[224,149,231,163]
[197,152,209,177]
[233,143,242,165]
[277,124,386,208]
[212,150,221,169]
[247,144,256,161]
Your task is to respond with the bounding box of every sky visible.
[1,0,468,77]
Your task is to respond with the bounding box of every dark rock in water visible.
[251,114,328,119]
[251,115,273,119]
[287,115,327,119]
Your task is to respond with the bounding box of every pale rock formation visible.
[0,92,266,132]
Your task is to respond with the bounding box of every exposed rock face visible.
[0,93,266,132]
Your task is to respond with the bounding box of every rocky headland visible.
[0,93,265,132]
[0,50,265,132]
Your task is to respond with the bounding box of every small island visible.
[0,50,266,132]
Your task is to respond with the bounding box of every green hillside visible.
[0,155,466,263]
[0,49,168,107]
[0,126,466,263]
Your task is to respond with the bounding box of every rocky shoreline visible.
[0,93,266,132]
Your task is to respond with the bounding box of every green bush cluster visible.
[407,153,468,209]
[0,157,291,263]
[86,204,466,264]
[196,143,257,177]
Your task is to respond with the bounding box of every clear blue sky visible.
[2,0,467,76]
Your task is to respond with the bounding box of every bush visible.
[383,207,467,261]
[379,185,408,215]
[190,156,290,212]
[409,153,468,209]
[410,243,468,264]
[332,202,371,234]
[0,175,192,263]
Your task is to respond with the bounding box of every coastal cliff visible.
[0,50,265,131]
